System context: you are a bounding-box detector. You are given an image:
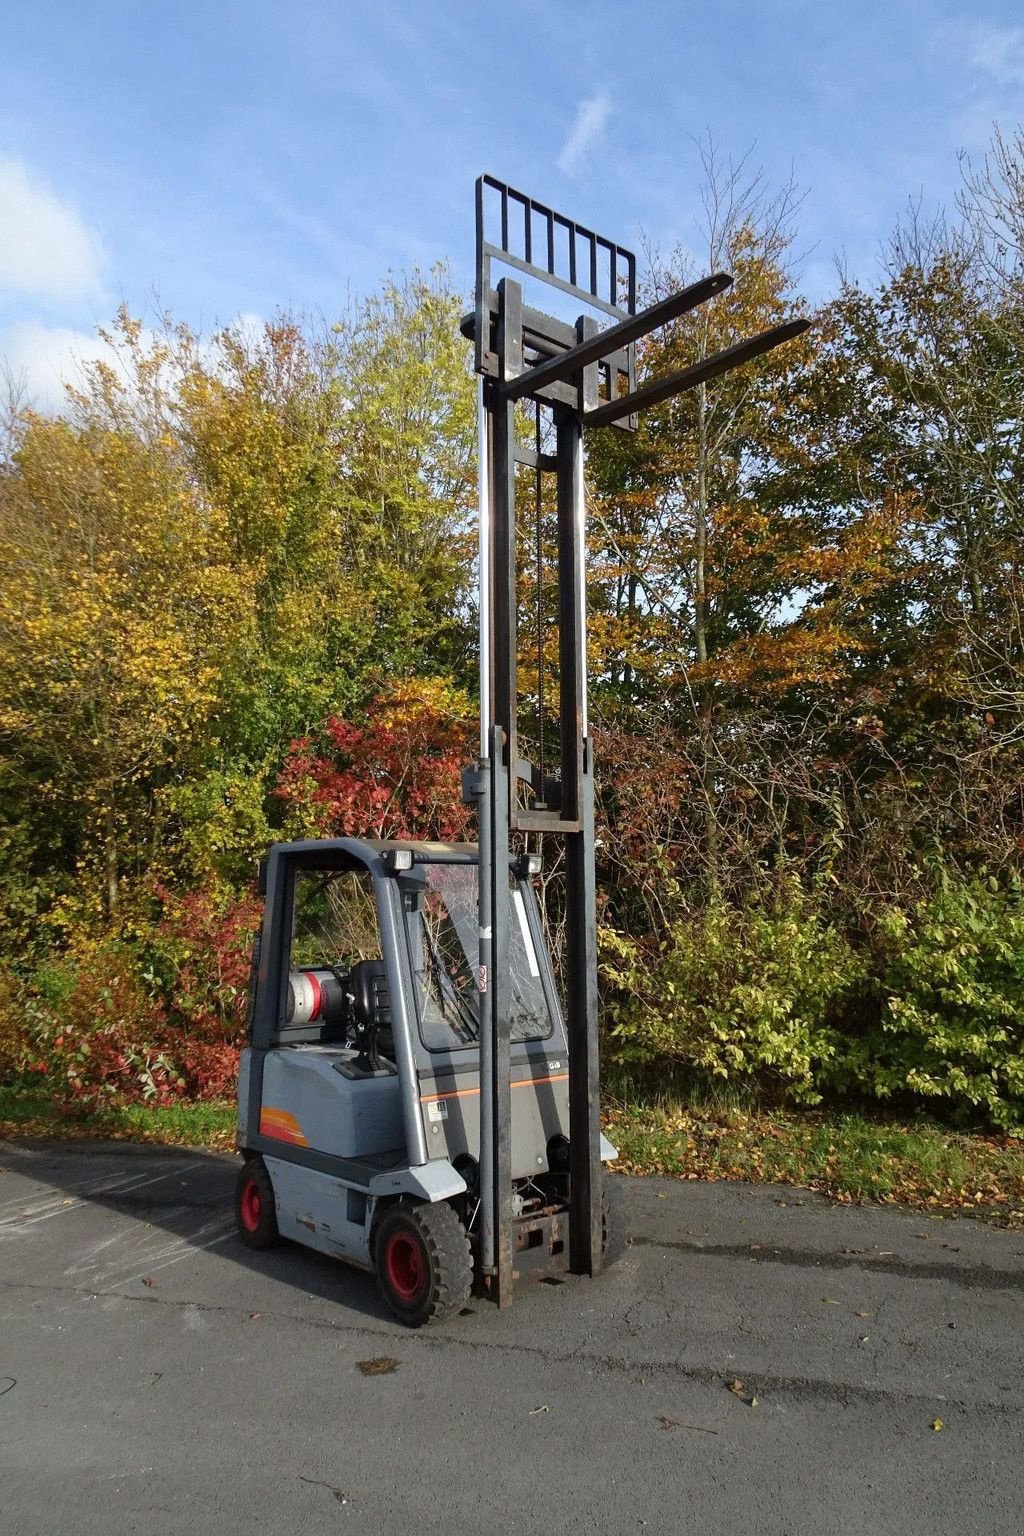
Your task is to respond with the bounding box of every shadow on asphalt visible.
[3,1140,404,1327]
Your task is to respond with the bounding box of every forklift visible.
[234,176,808,1325]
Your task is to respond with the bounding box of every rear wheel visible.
[374,1200,472,1327]
[235,1157,280,1250]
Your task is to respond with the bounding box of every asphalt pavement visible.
[1,1140,1022,1535]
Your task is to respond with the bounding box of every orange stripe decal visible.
[420,1072,568,1104]
[259,1107,310,1146]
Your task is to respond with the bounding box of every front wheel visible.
[374,1200,472,1327]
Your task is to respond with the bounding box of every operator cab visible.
[236,839,618,1322]
[239,840,576,1210]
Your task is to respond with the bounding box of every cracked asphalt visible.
[1,1142,1022,1535]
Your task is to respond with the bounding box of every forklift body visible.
[236,836,616,1321]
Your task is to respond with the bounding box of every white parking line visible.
[62,1216,238,1294]
[0,1169,184,1236]
[0,1164,176,1217]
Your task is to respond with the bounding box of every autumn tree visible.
[0,268,476,929]
[0,403,245,923]
[587,145,854,905]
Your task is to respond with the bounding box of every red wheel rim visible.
[240,1178,262,1232]
[385,1231,426,1301]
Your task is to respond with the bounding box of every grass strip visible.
[605,1097,1024,1220]
[4,1084,1023,1221]
[0,1087,235,1150]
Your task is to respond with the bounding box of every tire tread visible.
[375,1199,472,1327]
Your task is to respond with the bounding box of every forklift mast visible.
[463,176,808,1306]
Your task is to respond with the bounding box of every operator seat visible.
[349,958,394,1060]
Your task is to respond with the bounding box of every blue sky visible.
[2,1,1024,408]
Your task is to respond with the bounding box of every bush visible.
[601,877,868,1104]
[17,883,260,1107]
[0,967,31,1081]
[602,868,1024,1128]
[148,882,261,1045]
[843,875,1024,1128]
[23,937,182,1106]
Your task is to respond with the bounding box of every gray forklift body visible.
[237,836,612,1276]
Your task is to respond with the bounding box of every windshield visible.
[405,863,553,1051]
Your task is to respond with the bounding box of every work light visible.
[383,847,414,872]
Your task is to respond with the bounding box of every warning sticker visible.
[426,1099,449,1123]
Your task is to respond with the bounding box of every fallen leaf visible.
[356,1357,399,1377]
[822,1297,840,1306]
[728,1378,745,1396]
[932,1418,944,1432]
[249,1312,261,1321]
[141,1276,155,1288]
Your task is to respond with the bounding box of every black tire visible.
[374,1199,472,1327]
[235,1157,281,1250]
[602,1176,627,1266]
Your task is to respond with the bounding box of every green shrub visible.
[601,877,867,1103]
[22,937,182,1106]
[843,875,1024,1128]
[0,968,31,1081]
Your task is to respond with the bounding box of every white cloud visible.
[557,93,612,177]
[942,22,1024,151]
[0,322,118,414]
[0,156,106,303]
[966,24,1024,87]
[229,311,269,351]
[2,312,271,417]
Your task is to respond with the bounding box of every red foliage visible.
[26,885,262,1107]
[175,1039,242,1100]
[29,686,475,1108]
[155,882,262,1044]
[25,946,183,1108]
[275,682,474,842]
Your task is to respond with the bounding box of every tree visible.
[274,678,474,843]
[0,268,477,926]
[0,404,245,921]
